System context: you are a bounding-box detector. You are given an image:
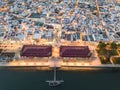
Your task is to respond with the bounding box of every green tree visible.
[111,42,117,50]
[117,44,120,49]
[97,42,106,50]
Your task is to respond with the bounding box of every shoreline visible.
[0,65,120,72]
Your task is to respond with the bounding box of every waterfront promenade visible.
[0,61,120,69]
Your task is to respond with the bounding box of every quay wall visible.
[0,63,120,71]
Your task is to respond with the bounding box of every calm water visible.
[0,68,120,90]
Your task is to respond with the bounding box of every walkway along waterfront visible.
[1,61,120,69]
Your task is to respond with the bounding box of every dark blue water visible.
[0,68,120,90]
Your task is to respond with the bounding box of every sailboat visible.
[46,66,64,86]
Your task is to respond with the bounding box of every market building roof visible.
[20,45,52,57]
[60,46,91,57]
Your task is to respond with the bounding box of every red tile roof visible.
[21,45,52,57]
[60,46,91,57]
